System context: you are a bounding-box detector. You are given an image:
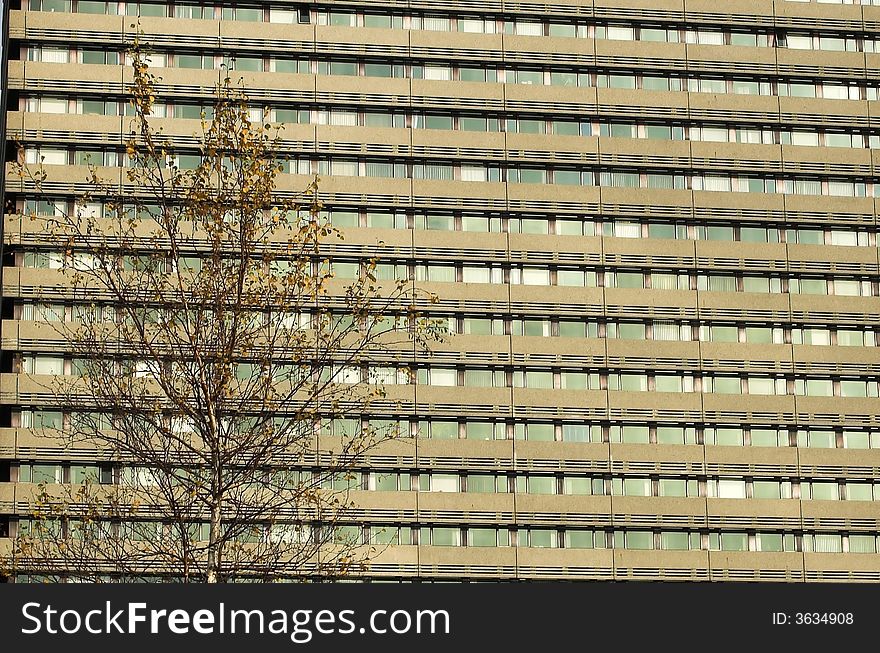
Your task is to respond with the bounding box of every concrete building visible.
[2,0,880,581]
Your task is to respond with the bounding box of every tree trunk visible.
[206,499,222,583]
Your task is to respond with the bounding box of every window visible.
[565,531,595,548]
[809,482,839,500]
[756,533,794,552]
[609,374,648,392]
[562,424,600,443]
[469,528,507,547]
[807,534,842,553]
[719,532,748,551]
[521,475,556,494]
[563,477,593,495]
[659,479,697,497]
[707,427,745,446]
[613,272,644,289]
[656,426,694,445]
[467,475,506,493]
[753,480,788,499]
[712,479,746,498]
[427,474,459,493]
[427,421,458,440]
[514,21,544,37]
[843,431,872,449]
[429,527,460,546]
[423,66,452,81]
[524,529,557,548]
[622,478,651,496]
[19,464,62,483]
[849,535,877,553]
[751,429,785,447]
[465,422,505,441]
[709,376,742,394]
[660,532,696,550]
[618,530,653,550]
[20,410,63,430]
[23,356,65,376]
[845,483,874,501]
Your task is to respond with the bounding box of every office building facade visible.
[2,0,880,581]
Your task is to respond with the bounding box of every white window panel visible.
[834,279,862,296]
[812,534,842,553]
[821,84,849,99]
[334,366,360,384]
[144,53,167,67]
[520,268,550,285]
[330,111,357,126]
[606,26,634,40]
[134,360,161,379]
[33,302,64,322]
[423,17,451,31]
[700,127,729,142]
[330,160,358,176]
[461,19,494,33]
[430,368,457,386]
[170,416,196,434]
[75,202,102,219]
[460,165,487,182]
[786,35,813,50]
[791,131,820,147]
[697,31,725,45]
[614,222,641,238]
[716,479,746,498]
[269,9,296,23]
[515,21,543,36]
[652,320,681,340]
[431,474,459,492]
[42,47,70,63]
[462,267,491,283]
[71,253,98,271]
[827,181,855,197]
[423,66,452,80]
[748,377,776,395]
[131,467,159,487]
[39,98,68,113]
[369,367,399,385]
[829,231,858,246]
[703,175,731,191]
[42,149,68,165]
[26,356,65,375]
[269,524,310,544]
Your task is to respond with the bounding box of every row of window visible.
[16,303,878,349]
[21,147,880,199]
[17,200,877,246]
[19,251,880,297]
[19,96,880,151]
[23,94,880,156]
[12,516,877,553]
[364,528,880,553]
[450,318,875,348]
[24,0,880,54]
[19,52,880,101]
[18,355,880,398]
[18,462,880,501]
[15,413,880,449]
[310,163,880,200]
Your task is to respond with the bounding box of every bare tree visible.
[4,36,443,582]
